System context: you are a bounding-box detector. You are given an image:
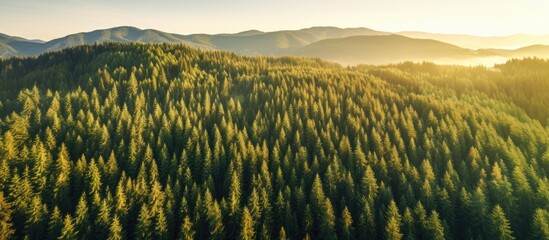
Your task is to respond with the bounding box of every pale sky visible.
[1,0,548,41]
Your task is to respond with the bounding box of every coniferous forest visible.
[0,43,549,239]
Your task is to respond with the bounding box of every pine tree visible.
[425,211,445,240]
[54,144,72,212]
[278,226,287,240]
[114,181,128,223]
[246,188,262,224]
[155,208,168,240]
[58,215,77,240]
[106,151,119,186]
[357,197,376,240]
[227,170,241,238]
[74,194,90,238]
[385,200,403,240]
[309,175,336,239]
[532,208,549,240]
[136,205,152,240]
[361,166,379,204]
[96,199,111,239]
[108,215,124,240]
[87,159,102,195]
[2,131,18,161]
[489,205,514,240]
[25,196,48,239]
[179,216,195,240]
[0,160,9,190]
[402,208,415,240]
[48,207,63,240]
[0,193,14,240]
[31,141,50,194]
[469,187,488,237]
[206,197,224,240]
[510,167,531,239]
[339,206,353,240]
[240,207,255,240]
[320,196,337,239]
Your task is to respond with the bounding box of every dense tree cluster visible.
[0,43,548,239]
[363,58,549,125]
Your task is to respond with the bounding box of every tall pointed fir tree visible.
[385,200,403,240]
[58,215,77,240]
[489,205,515,240]
[0,193,14,240]
[240,207,255,240]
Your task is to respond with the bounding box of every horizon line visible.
[2,25,549,42]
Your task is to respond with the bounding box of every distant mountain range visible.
[1,26,549,65]
[0,26,386,57]
[293,35,482,65]
[293,35,549,65]
[397,31,549,49]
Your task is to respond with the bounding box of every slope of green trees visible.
[0,43,548,239]
[363,58,549,124]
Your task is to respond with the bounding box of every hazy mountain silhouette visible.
[398,31,549,49]
[1,26,549,65]
[0,33,44,57]
[478,45,549,58]
[40,26,213,53]
[0,26,386,57]
[291,35,490,65]
[177,26,388,55]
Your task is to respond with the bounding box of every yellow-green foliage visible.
[0,43,547,239]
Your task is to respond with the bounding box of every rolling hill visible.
[31,26,214,53]
[0,27,213,57]
[178,26,388,55]
[0,33,44,57]
[398,31,549,49]
[478,44,549,59]
[291,34,489,65]
[0,26,387,58]
[0,42,17,58]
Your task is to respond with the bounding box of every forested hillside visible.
[0,43,548,239]
[362,58,549,124]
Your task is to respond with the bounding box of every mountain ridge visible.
[0,26,387,57]
[1,26,549,65]
[397,31,549,49]
[293,34,549,65]
[292,34,484,65]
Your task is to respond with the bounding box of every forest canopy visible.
[0,43,548,239]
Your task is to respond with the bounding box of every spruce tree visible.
[58,215,77,240]
[179,216,195,240]
[426,211,445,240]
[48,207,63,240]
[339,206,353,240]
[489,205,515,240]
[108,215,124,240]
[0,193,14,240]
[240,207,255,240]
[385,200,403,240]
[532,208,549,240]
[278,226,287,240]
[135,205,152,240]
